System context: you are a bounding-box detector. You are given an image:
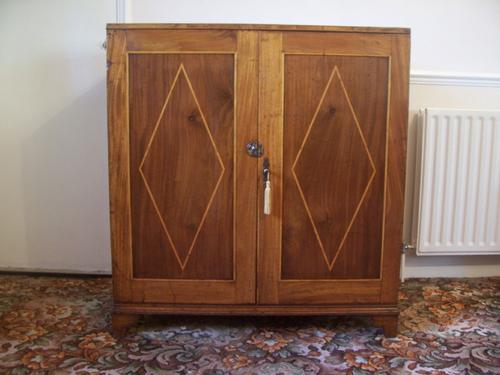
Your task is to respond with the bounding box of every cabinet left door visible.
[107,29,258,305]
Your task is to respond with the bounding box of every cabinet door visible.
[258,31,409,305]
[107,30,258,304]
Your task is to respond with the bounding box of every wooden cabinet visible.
[107,24,410,336]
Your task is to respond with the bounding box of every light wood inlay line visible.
[138,63,226,271]
[291,65,377,272]
[124,48,133,281]
[378,57,392,283]
[232,52,237,281]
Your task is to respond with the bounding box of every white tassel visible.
[264,180,271,215]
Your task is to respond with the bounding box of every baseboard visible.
[403,254,500,278]
[404,266,500,278]
[0,266,112,277]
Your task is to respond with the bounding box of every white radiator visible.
[413,108,500,255]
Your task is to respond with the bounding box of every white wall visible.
[1,0,499,276]
[0,0,115,273]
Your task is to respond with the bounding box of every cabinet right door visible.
[258,31,410,305]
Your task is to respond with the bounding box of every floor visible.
[0,276,498,374]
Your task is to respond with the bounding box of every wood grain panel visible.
[276,280,382,304]
[126,30,237,52]
[108,30,258,304]
[139,64,224,269]
[257,30,408,308]
[282,54,389,280]
[257,32,284,304]
[292,66,376,270]
[283,32,392,55]
[232,31,260,302]
[129,53,234,280]
[107,29,131,302]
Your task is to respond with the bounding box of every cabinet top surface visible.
[106,23,410,34]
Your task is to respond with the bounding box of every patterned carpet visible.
[0,276,498,374]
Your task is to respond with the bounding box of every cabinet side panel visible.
[107,30,132,301]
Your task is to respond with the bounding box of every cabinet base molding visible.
[114,303,398,316]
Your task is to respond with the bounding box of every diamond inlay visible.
[292,66,376,271]
[139,64,225,270]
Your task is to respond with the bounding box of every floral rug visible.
[0,276,498,374]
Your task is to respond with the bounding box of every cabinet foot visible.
[372,315,398,337]
[112,313,140,336]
